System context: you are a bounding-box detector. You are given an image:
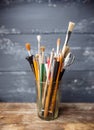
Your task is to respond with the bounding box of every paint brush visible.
[64,52,75,68]
[25,43,35,72]
[44,57,60,118]
[44,58,56,118]
[25,43,32,57]
[50,53,64,113]
[56,38,61,56]
[40,46,45,63]
[42,48,54,108]
[37,35,41,55]
[59,52,71,81]
[33,56,40,99]
[59,51,75,81]
[59,45,70,81]
[40,46,46,100]
[64,45,70,58]
[62,22,75,55]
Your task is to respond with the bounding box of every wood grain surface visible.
[0,103,94,130]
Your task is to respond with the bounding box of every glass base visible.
[37,108,59,121]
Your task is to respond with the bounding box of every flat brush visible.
[62,22,75,55]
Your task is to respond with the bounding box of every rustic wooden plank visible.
[0,2,94,33]
[0,103,94,130]
[0,34,94,71]
[0,123,94,130]
[1,33,94,48]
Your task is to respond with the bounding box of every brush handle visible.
[59,69,65,81]
[26,55,34,72]
[40,64,46,100]
[50,54,64,113]
[44,59,56,118]
[42,50,54,108]
[62,22,75,55]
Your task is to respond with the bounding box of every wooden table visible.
[0,103,94,130]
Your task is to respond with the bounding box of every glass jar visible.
[35,80,60,120]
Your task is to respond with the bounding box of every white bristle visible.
[37,35,41,42]
[68,22,75,32]
[52,48,54,53]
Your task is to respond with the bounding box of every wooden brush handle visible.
[44,77,53,118]
[50,55,64,113]
[64,46,70,58]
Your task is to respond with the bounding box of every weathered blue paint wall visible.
[0,1,94,102]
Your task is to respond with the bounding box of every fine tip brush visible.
[25,43,35,74]
[62,21,75,55]
[25,43,31,57]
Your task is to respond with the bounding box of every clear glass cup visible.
[35,80,60,120]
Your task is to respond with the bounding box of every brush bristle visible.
[57,38,61,45]
[25,43,31,51]
[37,35,41,41]
[68,22,75,32]
[52,48,54,52]
[40,46,45,52]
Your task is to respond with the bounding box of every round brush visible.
[25,43,31,57]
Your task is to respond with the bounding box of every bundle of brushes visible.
[25,21,75,119]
